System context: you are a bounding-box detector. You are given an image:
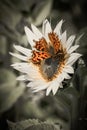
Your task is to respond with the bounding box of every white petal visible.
[54,20,63,37]
[66,35,75,50]
[11,62,30,73]
[20,66,41,79]
[63,65,74,74]
[56,74,64,83]
[51,81,60,95]
[32,83,49,92]
[42,19,52,35]
[17,63,44,81]
[13,45,32,57]
[68,45,79,54]
[66,53,82,65]
[27,80,44,88]
[31,24,43,39]
[27,68,43,80]
[61,31,67,46]
[17,75,26,81]
[11,62,28,67]
[10,52,27,61]
[46,85,52,96]
[24,26,38,48]
[17,75,33,81]
[52,85,59,95]
[60,83,63,88]
[62,72,71,79]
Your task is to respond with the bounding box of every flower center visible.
[31,32,67,80]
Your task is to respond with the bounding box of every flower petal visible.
[16,63,45,81]
[17,75,27,81]
[9,52,27,61]
[66,53,82,65]
[24,26,38,48]
[27,80,44,88]
[14,63,41,79]
[63,65,74,74]
[60,83,63,88]
[56,74,64,83]
[46,85,52,96]
[62,72,71,79]
[17,75,34,81]
[42,19,52,35]
[29,81,49,92]
[68,45,79,54]
[31,24,43,39]
[13,45,32,57]
[11,62,30,73]
[61,31,67,46]
[52,81,60,95]
[54,20,63,37]
[66,35,75,50]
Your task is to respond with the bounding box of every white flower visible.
[10,19,81,96]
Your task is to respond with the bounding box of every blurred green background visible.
[0,0,87,130]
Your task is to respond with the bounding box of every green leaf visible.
[0,69,17,89]
[53,87,79,130]
[0,83,25,113]
[72,67,87,125]
[21,101,45,118]
[7,119,60,130]
[75,27,87,55]
[0,35,7,55]
[30,0,53,26]
[72,66,87,109]
[62,87,79,123]
[74,27,87,68]
[7,119,39,130]
[24,122,60,130]
[72,67,87,98]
